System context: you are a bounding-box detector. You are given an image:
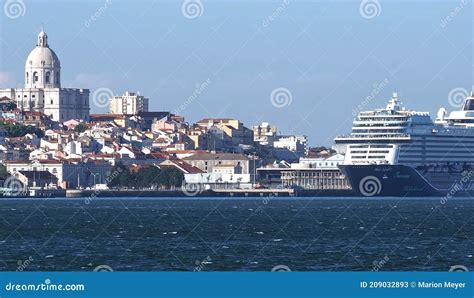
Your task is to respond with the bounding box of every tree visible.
[74,123,87,133]
[0,164,8,180]
[0,123,43,138]
[106,164,183,189]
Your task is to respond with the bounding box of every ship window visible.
[463,99,474,111]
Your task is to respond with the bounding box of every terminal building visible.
[257,154,350,190]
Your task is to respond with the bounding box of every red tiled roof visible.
[161,159,204,174]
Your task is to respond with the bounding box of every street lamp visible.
[90,172,99,189]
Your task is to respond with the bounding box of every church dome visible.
[25,31,60,69]
[24,30,61,88]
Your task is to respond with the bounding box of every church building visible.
[0,30,90,122]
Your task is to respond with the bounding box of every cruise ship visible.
[334,92,474,197]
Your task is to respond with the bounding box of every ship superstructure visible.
[335,91,474,196]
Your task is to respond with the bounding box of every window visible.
[50,100,53,104]
[26,72,29,83]
[33,72,39,83]
[45,72,50,84]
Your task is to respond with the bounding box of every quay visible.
[63,188,356,198]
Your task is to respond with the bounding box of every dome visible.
[24,30,61,88]
[25,46,61,69]
[25,31,60,69]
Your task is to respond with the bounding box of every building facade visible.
[281,154,350,190]
[109,91,149,115]
[0,31,90,122]
[183,153,250,174]
[5,159,111,189]
[196,118,254,150]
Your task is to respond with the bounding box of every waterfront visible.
[0,197,472,272]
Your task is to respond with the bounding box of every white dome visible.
[25,46,60,69]
[24,31,61,88]
[25,31,60,69]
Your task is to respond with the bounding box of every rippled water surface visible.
[0,197,472,271]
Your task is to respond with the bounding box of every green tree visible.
[0,123,43,138]
[74,123,88,133]
[106,164,183,189]
[0,164,8,180]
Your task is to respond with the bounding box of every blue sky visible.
[0,0,472,146]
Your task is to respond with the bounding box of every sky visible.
[0,0,472,146]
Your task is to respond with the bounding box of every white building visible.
[5,159,111,189]
[280,154,350,190]
[109,91,149,115]
[291,154,345,170]
[273,135,308,155]
[253,122,278,146]
[0,31,90,122]
[184,172,251,189]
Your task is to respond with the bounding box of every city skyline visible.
[0,0,472,145]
